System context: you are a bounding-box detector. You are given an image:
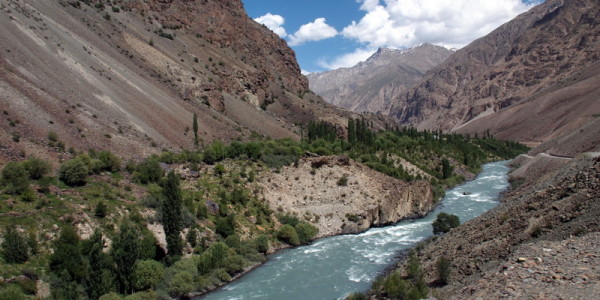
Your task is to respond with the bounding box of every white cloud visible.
[288,18,338,46]
[317,47,376,70]
[343,0,536,49]
[254,13,287,38]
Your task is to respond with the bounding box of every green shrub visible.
[59,158,89,186]
[432,213,460,234]
[133,260,164,291]
[167,271,194,297]
[277,224,300,246]
[134,158,163,184]
[95,201,108,218]
[346,292,367,300]
[1,224,29,264]
[337,174,348,186]
[23,157,51,180]
[295,222,318,245]
[0,285,27,300]
[99,292,122,300]
[254,234,269,254]
[436,256,451,285]
[1,162,30,194]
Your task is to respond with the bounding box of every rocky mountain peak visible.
[388,0,600,146]
[307,43,453,113]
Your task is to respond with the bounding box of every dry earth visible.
[257,155,435,237]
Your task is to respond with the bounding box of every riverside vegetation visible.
[0,121,526,299]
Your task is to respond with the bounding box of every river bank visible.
[379,155,600,299]
[197,161,510,300]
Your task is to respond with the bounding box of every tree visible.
[133,260,164,291]
[436,256,452,285]
[441,159,453,179]
[1,224,29,263]
[162,172,183,258]
[59,158,89,186]
[348,118,357,145]
[83,230,114,299]
[112,222,140,294]
[49,226,87,284]
[1,162,30,195]
[193,113,199,147]
[432,213,460,234]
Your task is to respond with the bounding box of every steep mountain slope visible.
[307,44,453,113]
[388,0,600,145]
[366,118,600,299]
[0,0,356,164]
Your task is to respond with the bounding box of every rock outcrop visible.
[257,155,435,237]
[307,44,453,114]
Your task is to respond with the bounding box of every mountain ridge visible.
[307,43,454,114]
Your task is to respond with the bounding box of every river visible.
[200,160,510,300]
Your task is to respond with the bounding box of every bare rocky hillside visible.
[387,0,600,146]
[307,44,453,114]
[0,0,369,165]
[257,155,434,237]
[377,121,600,299]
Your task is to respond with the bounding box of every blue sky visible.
[243,0,543,73]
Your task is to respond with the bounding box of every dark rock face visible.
[387,0,600,142]
[307,44,453,113]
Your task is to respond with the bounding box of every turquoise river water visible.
[200,160,510,300]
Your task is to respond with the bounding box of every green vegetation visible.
[432,213,460,234]
[0,119,526,299]
[436,257,452,285]
[368,251,428,300]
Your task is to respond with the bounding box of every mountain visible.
[0,0,363,163]
[307,43,453,113]
[388,0,600,146]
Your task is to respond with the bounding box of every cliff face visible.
[257,155,435,237]
[387,0,600,145]
[0,0,352,164]
[307,44,453,114]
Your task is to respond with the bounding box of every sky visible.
[242,0,543,74]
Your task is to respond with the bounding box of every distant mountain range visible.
[307,44,453,114]
[310,0,600,147]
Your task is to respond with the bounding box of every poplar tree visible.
[162,171,183,258]
[193,113,199,146]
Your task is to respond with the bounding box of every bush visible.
[99,292,122,300]
[254,234,269,254]
[337,174,348,186]
[432,213,460,234]
[0,285,27,300]
[95,201,108,218]
[277,224,300,246]
[295,222,318,245]
[436,256,451,285]
[1,224,29,264]
[346,292,367,300]
[134,158,163,184]
[133,260,164,291]
[23,157,51,180]
[1,162,30,195]
[59,158,89,186]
